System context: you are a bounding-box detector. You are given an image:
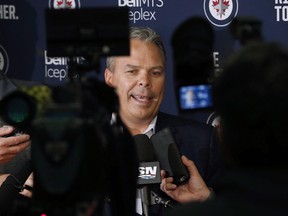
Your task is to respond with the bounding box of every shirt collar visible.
[143,115,157,137]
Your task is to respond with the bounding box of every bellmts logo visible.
[118,0,164,24]
[48,0,81,9]
[44,51,84,81]
[44,51,68,81]
[0,45,9,75]
[118,0,164,7]
[204,0,238,27]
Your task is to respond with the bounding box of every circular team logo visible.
[0,45,9,75]
[204,0,238,27]
[48,0,81,9]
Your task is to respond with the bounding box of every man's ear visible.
[104,68,113,87]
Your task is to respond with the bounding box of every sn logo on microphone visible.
[139,166,157,180]
[137,161,161,184]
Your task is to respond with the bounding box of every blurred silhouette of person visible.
[171,16,219,126]
[162,42,288,216]
[229,16,263,47]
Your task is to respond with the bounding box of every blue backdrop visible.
[1,0,287,115]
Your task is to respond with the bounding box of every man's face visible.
[105,39,165,124]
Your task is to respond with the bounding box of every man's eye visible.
[151,71,162,76]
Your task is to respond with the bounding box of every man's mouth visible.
[132,95,153,103]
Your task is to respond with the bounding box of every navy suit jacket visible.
[155,112,222,186]
[148,112,223,216]
[104,111,223,216]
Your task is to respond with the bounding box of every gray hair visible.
[106,26,166,71]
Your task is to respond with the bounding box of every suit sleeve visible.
[204,127,224,188]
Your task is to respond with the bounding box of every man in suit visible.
[104,26,223,216]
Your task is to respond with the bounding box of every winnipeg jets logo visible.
[204,0,238,27]
[48,0,81,9]
[212,0,230,19]
[0,45,9,75]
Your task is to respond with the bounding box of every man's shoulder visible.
[157,112,213,129]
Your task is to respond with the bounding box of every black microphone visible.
[133,134,161,216]
[150,191,178,208]
[150,127,189,185]
[0,160,32,215]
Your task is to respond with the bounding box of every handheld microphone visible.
[150,127,189,185]
[133,134,161,216]
[134,134,161,185]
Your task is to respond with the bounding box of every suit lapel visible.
[155,112,182,148]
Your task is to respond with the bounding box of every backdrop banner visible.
[1,0,287,115]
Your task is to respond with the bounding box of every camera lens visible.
[0,91,36,127]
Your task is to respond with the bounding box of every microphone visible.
[133,134,161,216]
[150,191,177,208]
[150,127,189,185]
[0,160,32,215]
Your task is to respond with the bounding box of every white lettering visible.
[45,65,67,81]
[141,0,149,6]
[118,0,134,7]
[275,6,282,21]
[213,52,219,67]
[118,0,164,7]
[45,51,68,65]
[0,5,17,20]
[275,0,288,4]
[146,166,157,175]
[283,6,288,20]
[129,8,156,23]
[138,166,157,176]
[156,0,164,7]
[275,5,288,21]
[139,167,145,175]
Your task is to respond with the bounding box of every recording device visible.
[134,134,161,185]
[134,134,161,216]
[150,127,189,185]
[178,84,212,110]
[0,7,136,216]
[0,90,36,133]
[45,7,129,74]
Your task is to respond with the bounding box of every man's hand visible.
[0,126,30,164]
[160,155,212,203]
[19,173,33,198]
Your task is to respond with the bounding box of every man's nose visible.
[138,73,151,87]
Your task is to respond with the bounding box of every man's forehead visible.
[114,60,165,71]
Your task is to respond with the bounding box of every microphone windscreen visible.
[133,134,155,162]
[150,127,189,185]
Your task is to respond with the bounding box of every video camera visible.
[0,7,138,216]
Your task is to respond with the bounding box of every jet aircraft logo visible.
[204,0,238,27]
[48,0,81,9]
